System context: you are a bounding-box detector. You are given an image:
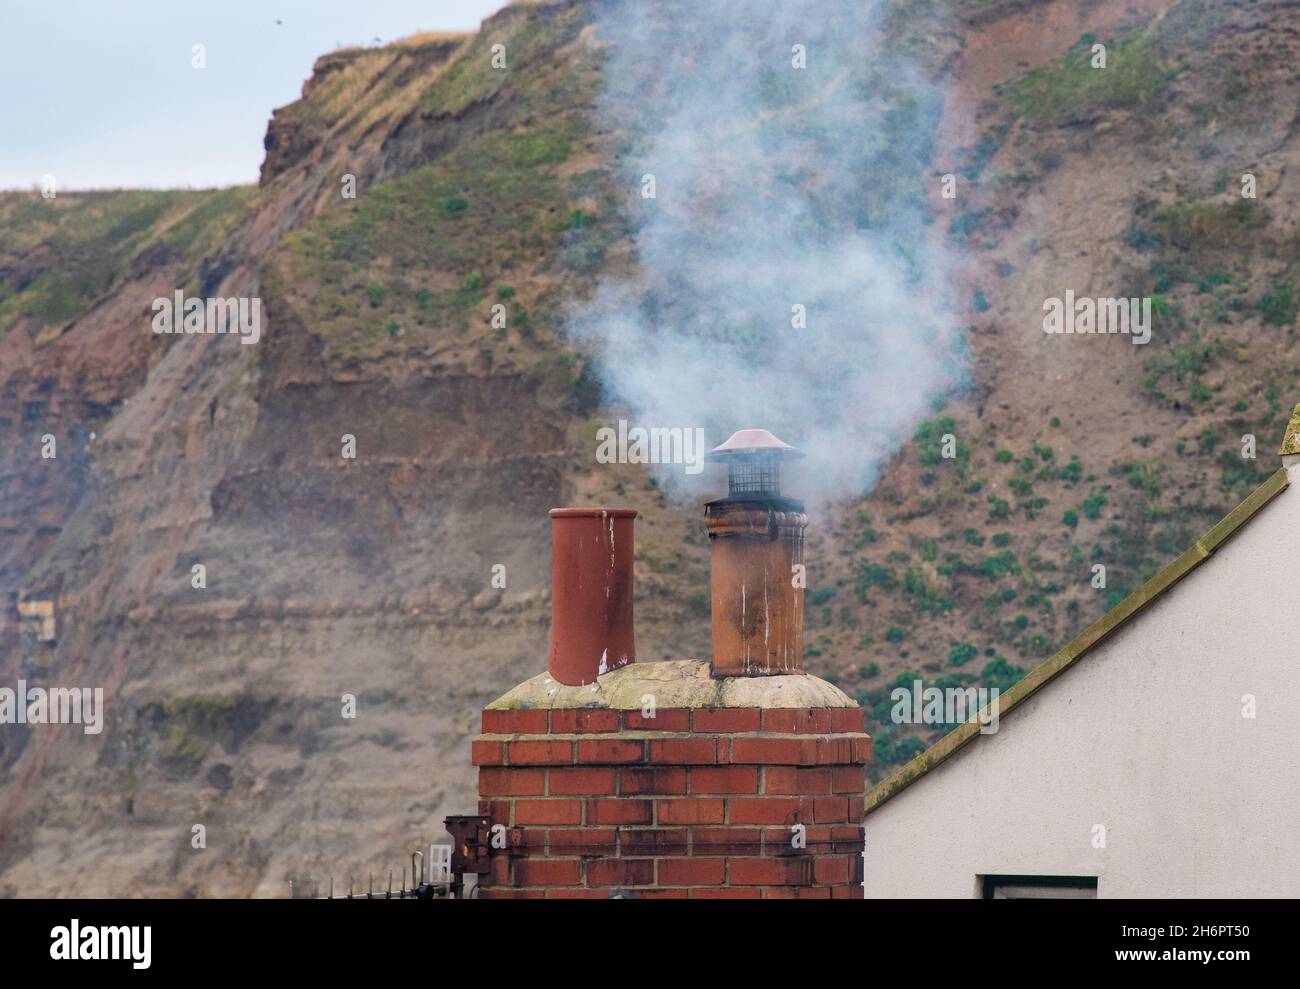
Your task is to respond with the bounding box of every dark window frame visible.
[981,874,1099,899]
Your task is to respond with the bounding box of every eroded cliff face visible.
[2,0,1299,895]
[0,1,623,896]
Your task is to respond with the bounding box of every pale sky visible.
[0,0,508,190]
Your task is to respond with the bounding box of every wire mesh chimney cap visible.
[705,428,804,462]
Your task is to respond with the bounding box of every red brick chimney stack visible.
[471,438,868,898]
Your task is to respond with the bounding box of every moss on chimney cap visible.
[485,659,856,710]
[1280,403,1300,456]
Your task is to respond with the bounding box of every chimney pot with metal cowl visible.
[704,428,808,677]
[546,508,637,686]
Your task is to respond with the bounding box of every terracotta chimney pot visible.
[547,508,637,686]
[704,429,808,677]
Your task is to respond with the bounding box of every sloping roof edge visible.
[864,465,1290,815]
[1279,403,1300,455]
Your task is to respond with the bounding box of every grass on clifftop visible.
[276,120,612,361]
[0,187,255,343]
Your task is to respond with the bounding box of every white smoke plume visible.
[569,0,968,506]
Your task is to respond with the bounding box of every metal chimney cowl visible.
[704,429,808,678]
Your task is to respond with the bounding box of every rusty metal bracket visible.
[444,815,492,876]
